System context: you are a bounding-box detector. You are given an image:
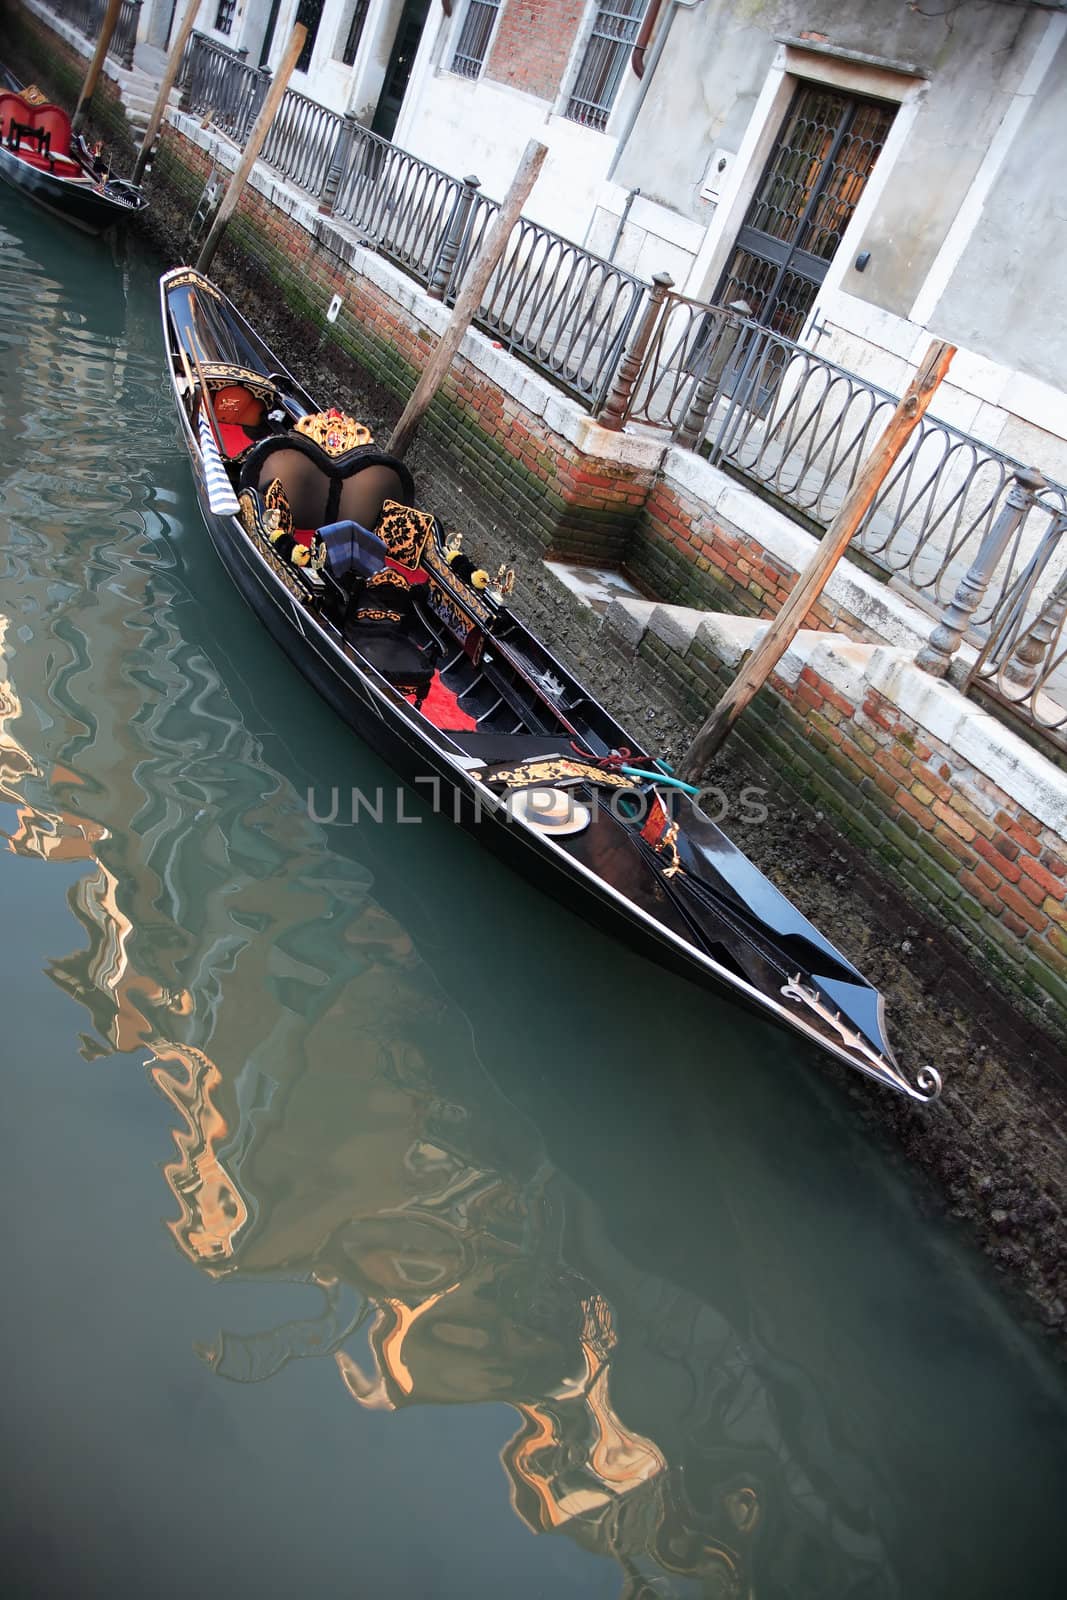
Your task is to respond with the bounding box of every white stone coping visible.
[660,443,958,656]
[618,606,1067,840]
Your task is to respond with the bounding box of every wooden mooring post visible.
[387,139,548,459]
[195,24,307,276]
[680,338,956,781]
[132,0,200,185]
[71,0,123,135]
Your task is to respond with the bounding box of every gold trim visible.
[486,760,633,790]
[167,269,223,298]
[294,408,373,455]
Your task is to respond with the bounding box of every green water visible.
[0,192,1064,1600]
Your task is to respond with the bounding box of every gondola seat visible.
[238,434,414,535]
[0,94,79,175]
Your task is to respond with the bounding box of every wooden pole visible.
[195,24,307,275]
[132,0,200,184]
[387,139,548,458]
[71,0,123,134]
[680,338,956,780]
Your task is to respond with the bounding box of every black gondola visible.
[0,67,147,233]
[160,265,941,1103]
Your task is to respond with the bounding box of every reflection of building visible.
[2,489,895,1595]
[178,958,896,1599]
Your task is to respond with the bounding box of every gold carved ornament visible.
[483,759,634,791]
[294,408,374,456]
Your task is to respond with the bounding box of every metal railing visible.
[71,9,1064,748]
[612,287,1067,626]
[958,504,1067,754]
[44,0,142,68]
[478,215,644,405]
[178,31,268,145]
[304,116,644,405]
[260,86,343,199]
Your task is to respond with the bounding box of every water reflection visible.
[1,587,894,1595]
[2,201,1066,1600]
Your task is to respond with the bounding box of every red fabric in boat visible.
[405,675,477,731]
[217,421,255,458]
[293,528,316,548]
[8,148,84,178]
[385,556,428,585]
[29,104,73,156]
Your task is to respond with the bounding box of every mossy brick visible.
[1023,957,1067,1016]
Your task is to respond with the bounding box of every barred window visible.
[565,0,647,132]
[340,0,371,67]
[451,0,501,80]
[213,0,235,36]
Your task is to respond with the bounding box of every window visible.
[295,0,326,72]
[565,0,646,132]
[340,0,371,66]
[451,0,501,80]
[213,0,235,35]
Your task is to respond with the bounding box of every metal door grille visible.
[717,84,894,341]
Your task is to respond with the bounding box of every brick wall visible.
[486,0,587,102]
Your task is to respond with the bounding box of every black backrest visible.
[239,435,415,532]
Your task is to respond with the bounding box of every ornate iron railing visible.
[478,216,644,405]
[43,0,142,68]
[325,121,643,403]
[961,507,1067,754]
[332,122,471,283]
[260,86,343,199]
[112,0,142,70]
[178,31,267,145]
[613,290,1067,627]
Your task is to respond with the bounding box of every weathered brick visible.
[933,799,976,842]
[999,883,1046,932]
[1019,854,1066,902]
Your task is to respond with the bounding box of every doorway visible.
[371,0,432,141]
[717,83,895,342]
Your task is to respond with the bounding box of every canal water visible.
[0,193,1064,1600]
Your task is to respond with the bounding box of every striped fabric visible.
[197,410,241,516]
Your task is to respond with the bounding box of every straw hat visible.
[508,786,591,837]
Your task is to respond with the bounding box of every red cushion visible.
[292,528,316,548]
[216,422,255,458]
[8,148,83,178]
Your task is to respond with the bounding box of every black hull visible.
[195,489,831,1042]
[161,265,942,1103]
[0,146,145,233]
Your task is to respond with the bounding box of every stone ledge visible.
[660,443,971,657]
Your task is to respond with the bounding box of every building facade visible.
[132,0,1067,473]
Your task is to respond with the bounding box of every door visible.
[717,83,895,341]
[371,0,432,141]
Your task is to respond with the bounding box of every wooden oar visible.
[187,337,225,459]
